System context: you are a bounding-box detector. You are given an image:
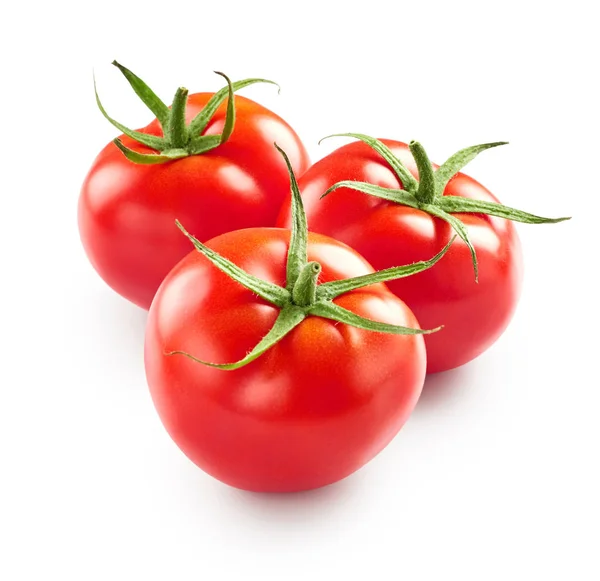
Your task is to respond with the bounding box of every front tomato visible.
[143,146,449,492]
[145,229,425,492]
[79,64,309,310]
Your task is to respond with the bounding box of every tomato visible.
[276,135,568,373]
[144,228,427,492]
[79,65,309,309]
[143,146,449,492]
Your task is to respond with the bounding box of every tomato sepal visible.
[94,74,166,151]
[320,179,419,207]
[175,220,289,308]
[113,139,188,164]
[320,133,418,191]
[167,306,307,370]
[111,60,170,126]
[437,195,570,224]
[434,141,508,196]
[309,302,442,335]
[426,204,480,280]
[316,237,455,300]
[94,62,280,164]
[320,134,571,280]
[168,144,451,371]
[187,77,280,137]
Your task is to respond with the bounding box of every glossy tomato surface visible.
[277,140,523,373]
[145,228,426,492]
[79,94,310,309]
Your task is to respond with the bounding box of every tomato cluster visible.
[79,63,569,492]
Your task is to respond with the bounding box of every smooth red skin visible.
[78,93,310,310]
[277,140,523,374]
[144,228,426,492]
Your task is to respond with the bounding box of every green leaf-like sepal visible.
[437,196,571,224]
[113,139,188,164]
[434,142,507,197]
[215,71,235,144]
[96,63,280,164]
[321,180,420,208]
[94,73,166,151]
[425,205,479,281]
[175,221,289,308]
[310,302,441,335]
[167,307,306,370]
[112,61,170,127]
[188,135,222,156]
[321,179,480,279]
[275,143,309,293]
[317,237,455,300]
[188,77,280,138]
[320,134,418,192]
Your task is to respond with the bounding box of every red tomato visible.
[144,228,426,492]
[277,139,524,373]
[79,91,309,309]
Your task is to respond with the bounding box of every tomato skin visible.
[276,140,524,374]
[144,228,426,492]
[79,93,310,310]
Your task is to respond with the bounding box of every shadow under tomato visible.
[210,469,365,525]
[414,362,479,414]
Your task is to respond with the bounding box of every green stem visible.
[410,141,436,205]
[167,87,189,148]
[292,262,321,306]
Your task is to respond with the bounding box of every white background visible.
[1,1,598,579]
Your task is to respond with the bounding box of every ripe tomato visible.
[277,136,567,373]
[79,65,309,309]
[143,145,452,492]
[145,228,426,492]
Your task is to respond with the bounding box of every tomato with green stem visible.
[277,134,569,373]
[78,62,309,309]
[144,145,452,492]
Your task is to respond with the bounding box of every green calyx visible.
[320,133,571,281]
[94,61,280,164]
[168,144,455,370]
